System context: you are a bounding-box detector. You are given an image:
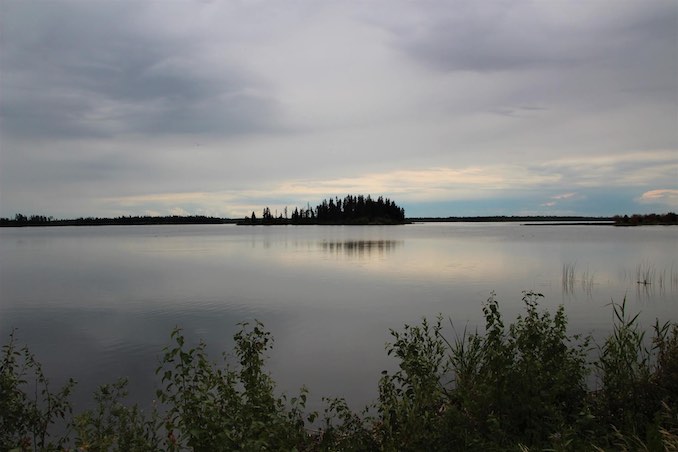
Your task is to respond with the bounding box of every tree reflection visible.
[319,240,402,259]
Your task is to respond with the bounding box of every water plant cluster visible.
[631,262,678,290]
[561,263,595,295]
[2,293,677,451]
[562,261,678,298]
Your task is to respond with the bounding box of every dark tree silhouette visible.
[240,195,406,225]
[613,212,677,226]
[290,195,406,225]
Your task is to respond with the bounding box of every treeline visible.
[411,215,613,223]
[2,294,677,451]
[0,214,229,227]
[241,194,407,225]
[614,212,678,226]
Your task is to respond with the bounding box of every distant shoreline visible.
[408,216,613,223]
[521,222,614,226]
[2,215,612,227]
[3,215,676,228]
[0,216,238,227]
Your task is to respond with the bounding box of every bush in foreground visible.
[2,293,677,451]
[373,293,592,450]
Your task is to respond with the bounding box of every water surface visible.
[1,223,676,412]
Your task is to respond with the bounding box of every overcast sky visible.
[1,0,676,218]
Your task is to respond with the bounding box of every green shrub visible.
[72,379,162,451]
[374,292,592,450]
[314,397,376,451]
[375,316,450,450]
[155,321,312,451]
[0,331,74,452]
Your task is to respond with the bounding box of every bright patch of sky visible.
[1,0,676,218]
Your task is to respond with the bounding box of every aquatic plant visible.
[634,262,678,293]
[636,262,656,286]
[562,262,595,296]
[562,263,577,293]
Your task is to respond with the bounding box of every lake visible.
[1,223,676,413]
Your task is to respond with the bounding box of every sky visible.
[1,0,676,218]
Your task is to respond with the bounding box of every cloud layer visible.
[1,0,676,217]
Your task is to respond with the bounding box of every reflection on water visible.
[0,223,676,416]
[319,240,402,258]
[561,263,595,298]
[561,260,678,300]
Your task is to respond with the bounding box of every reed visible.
[562,262,595,295]
[636,262,656,286]
[581,266,595,294]
[562,262,576,293]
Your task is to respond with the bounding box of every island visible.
[238,195,407,225]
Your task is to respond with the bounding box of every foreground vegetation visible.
[2,294,677,451]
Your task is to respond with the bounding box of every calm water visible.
[1,223,676,412]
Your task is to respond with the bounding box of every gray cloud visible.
[383,1,677,73]
[373,0,677,135]
[0,1,281,140]
[0,0,676,218]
